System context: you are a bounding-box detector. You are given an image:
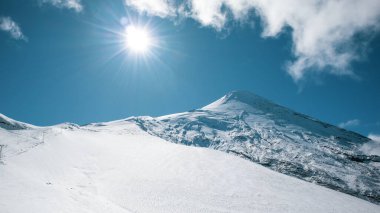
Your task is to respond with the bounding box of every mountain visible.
[0,113,35,130]
[0,91,379,212]
[124,91,380,203]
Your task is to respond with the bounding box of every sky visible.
[0,0,380,138]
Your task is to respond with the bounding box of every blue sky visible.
[0,0,379,137]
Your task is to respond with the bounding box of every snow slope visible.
[127,91,380,203]
[0,113,35,130]
[1,118,380,212]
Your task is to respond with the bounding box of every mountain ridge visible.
[1,117,379,212]
[125,91,380,203]
[1,91,379,204]
[0,113,35,130]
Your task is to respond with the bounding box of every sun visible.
[124,25,152,53]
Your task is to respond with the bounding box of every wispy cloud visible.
[0,17,27,41]
[361,134,380,155]
[40,0,83,12]
[125,0,380,81]
[369,134,380,142]
[125,0,176,18]
[338,119,360,129]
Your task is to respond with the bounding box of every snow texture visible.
[1,91,380,212]
[0,114,35,130]
[127,91,380,204]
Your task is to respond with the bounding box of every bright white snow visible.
[136,91,380,203]
[0,119,379,213]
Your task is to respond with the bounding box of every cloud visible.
[125,0,380,81]
[0,17,27,41]
[369,134,380,142]
[40,0,83,12]
[360,134,380,155]
[338,119,360,129]
[125,0,176,18]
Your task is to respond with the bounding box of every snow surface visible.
[1,91,380,212]
[126,91,380,203]
[0,113,35,130]
[1,119,380,212]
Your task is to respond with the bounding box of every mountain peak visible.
[224,90,267,103]
[202,90,273,110]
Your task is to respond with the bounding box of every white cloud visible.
[125,0,176,18]
[369,134,380,143]
[187,0,227,30]
[40,0,83,12]
[338,119,360,129]
[0,17,27,41]
[125,0,380,81]
[361,134,380,155]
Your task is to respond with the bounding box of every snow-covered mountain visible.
[124,91,380,204]
[0,113,35,130]
[1,91,379,212]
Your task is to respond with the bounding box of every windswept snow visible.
[0,122,379,213]
[128,91,380,203]
[1,91,380,212]
[0,114,35,130]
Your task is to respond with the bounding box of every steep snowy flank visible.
[127,91,380,204]
[0,121,379,212]
[0,114,34,130]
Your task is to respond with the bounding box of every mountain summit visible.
[1,91,379,210]
[128,91,380,203]
[202,90,271,110]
